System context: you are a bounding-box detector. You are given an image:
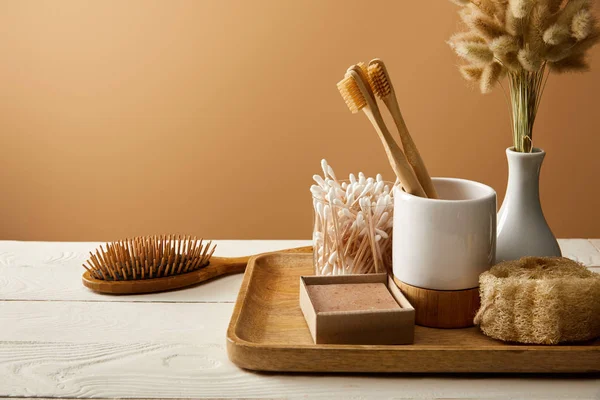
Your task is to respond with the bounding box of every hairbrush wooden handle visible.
[82,245,313,295]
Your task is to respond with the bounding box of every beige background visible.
[0,0,598,241]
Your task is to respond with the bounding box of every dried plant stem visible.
[498,79,515,136]
[507,64,548,152]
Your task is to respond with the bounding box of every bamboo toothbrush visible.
[82,235,311,294]
[338,66,426,197]
[367,59,439,199]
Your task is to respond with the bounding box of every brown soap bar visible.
[307,282,401,313]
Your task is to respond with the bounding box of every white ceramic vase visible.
[496,147,561,262]
[393,178,497,291]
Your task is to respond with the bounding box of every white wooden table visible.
[0,239,599,399]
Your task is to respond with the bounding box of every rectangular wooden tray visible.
[226,253,600,373]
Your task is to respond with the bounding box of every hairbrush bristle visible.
[83,235,216,281]
[367,62,391,99]
[337,75,366,113]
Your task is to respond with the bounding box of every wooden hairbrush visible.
[82,235,312,295]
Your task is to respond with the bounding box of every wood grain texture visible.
[1,239,600,399]
[227,253,600,373]
[0,302,230,344]
[588,239,600,254]
[2,342,599,399]
[0,240,311,302]
[394,278,480,328]
[0,304,598,399]
[1,239,595,303]
[559,239,600,265]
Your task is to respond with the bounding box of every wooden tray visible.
[226,253,600,373]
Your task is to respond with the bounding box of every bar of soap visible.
[307,283,401,313]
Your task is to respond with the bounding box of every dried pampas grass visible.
[509,0,534,19]
[550,52,590,73]
[455,42,495,64]
[531,3,552,32]
[572,9,594,40]
[518,47,543,71]
[557,0,591,27]
[572,29,600,53]
[477,0,502,18]
[481,62,504,92]
[464,10,507,39]
[448,32,487,47]
[497,51,522,70]
[505,7,525,35]
[543,0,563,14]
[490,35,519,53]
[460,65,485,81]
[448,0,599,152]
[543,23,572,45]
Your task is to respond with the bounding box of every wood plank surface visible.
[558,239,600,265]
[0,302,229,344]
[0,240,310,302]
[0,239,599,399]
[0,239,597,303]
[0,302,598,399]
[588,239,600,254]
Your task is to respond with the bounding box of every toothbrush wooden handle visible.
[363,108,426,197]
[385,99,439,199]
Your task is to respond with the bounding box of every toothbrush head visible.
[356,62,370,81]
[349,63,375,101]
[337,67,374,115]
[337,73,367,114]
[346,62,369,80]
[368,59,392,99]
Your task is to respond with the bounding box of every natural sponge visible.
[475,257,600,344]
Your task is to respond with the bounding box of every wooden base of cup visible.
[393,277,480,329]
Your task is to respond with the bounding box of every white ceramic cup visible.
[393,178,497,291]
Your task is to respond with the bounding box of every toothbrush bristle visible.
[357,62,369,78]
[368,62,391,99]
[337,75,366,114]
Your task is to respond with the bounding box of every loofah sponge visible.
[475,257,600,344]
